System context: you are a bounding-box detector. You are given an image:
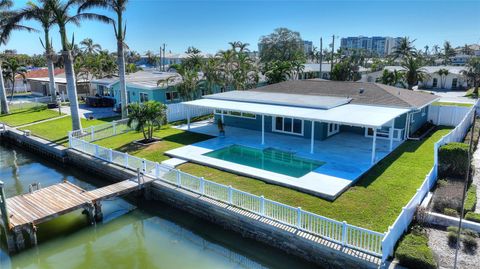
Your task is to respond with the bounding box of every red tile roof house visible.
[26,68,94,97]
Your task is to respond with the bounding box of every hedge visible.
[395,232,437,269]
[465,185,477,213]
[466,212,480,223]
[438,142,469,178]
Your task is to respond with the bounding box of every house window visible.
[273,117,303,135]
[452,78,458,89]
[327,123,339,136]
[165,91,179,102]
[140,92,149,103]
[432,78,438,88]
[214,110,256,119]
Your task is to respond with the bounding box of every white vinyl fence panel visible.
[166,103,213,122]
[382,100,478,262]
[428,105,471,126]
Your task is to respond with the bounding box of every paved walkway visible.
[415,88,475,104]
[53,104,119,119]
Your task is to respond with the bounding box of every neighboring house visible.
[28,71,93,97]
[91,70,265,110]
[5,68,64,93]
[173,80,439,198]
[361,65,468,90]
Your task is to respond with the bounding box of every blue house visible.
[167,80,440,198]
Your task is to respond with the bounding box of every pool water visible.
[204,145,325,178]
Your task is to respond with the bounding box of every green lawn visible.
[93,126,452,232]
[432,101,473,107]
[94,126,213,162]
[20,116,119,146]
[0,107,62,127]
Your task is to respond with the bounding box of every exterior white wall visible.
[419,73,468,90]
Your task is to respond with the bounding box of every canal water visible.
[0,142,319,269]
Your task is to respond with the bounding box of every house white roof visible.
[91,71,185,90]
[383,65,466,75]
[184,98,409,128]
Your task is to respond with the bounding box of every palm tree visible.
[80,38,102,54]
[461,44,473,56]
[47,0,112,131]
[401,56,428,90]
[78,0,129,119]
[0,0,36,114]
[126,101,166,142]
[201,57,221,95]
[7,1,58,102]
[461,58,480,97]
[442,41,456,64]
[391,37,417,59]
[2,57,27,100]
[377,69,406,88]
[436,68,449,89]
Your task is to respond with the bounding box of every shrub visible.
[438,142,469,178]
[446,226,479,238]
[462,235,478,252]
[448,231,459,246]
[443,208,459,217]
[436,179,448,188]
[465,185,477,213]
[465,212,480,223]
[432,180,463,213]
[395,232,437,269]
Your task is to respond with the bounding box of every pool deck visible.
[166,121,402,200]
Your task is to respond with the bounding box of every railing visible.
[166,103,213,123]
[70,119,131,143]
[381,100,478,262]
[68,130,385,257]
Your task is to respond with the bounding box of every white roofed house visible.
[166,80,439,199]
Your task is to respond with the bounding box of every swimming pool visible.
[204,145,325,178]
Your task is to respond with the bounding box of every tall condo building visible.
[340,36,402,56]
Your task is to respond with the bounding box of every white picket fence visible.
[166,103,213,123]
[381,100,478,262]
[68,123,385,257]
[428,105,471,126]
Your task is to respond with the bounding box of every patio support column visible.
[187,107,191,130]
[261,114,265,145]
[389,119,395,151]
[371,128,377,164]
[310,121,315,154]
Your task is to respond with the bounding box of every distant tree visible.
[330,59,361,81]
[391,37,417,60]
[461,44,474,56]
[145,50,157,66]
[262,60,293,84]
[125,63,141,74]
[436,68,449,88]
[401,56,428,90]
[461,57,480,97]
[442,41,456,64]
[258,28,305,63]
[125,50,141,64]
[1,57,26,100]
[127,101,167,142]
[80,38,102,55]
[182,47,203,70]
[377,69,406,88]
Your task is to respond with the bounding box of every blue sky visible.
[5,0,480,55]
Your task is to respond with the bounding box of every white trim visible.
[215,110,257,120]
[365,127,403,142]
[272,116,304,136]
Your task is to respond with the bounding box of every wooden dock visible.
[0,174,154,253]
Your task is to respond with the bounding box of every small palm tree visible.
[127,101,166,143]
[436,68,449,89]
[47,0,112,130]
[80,38,102,55]
[78,0,129,119]
[2,57,27,100]
[462,58,480,97]
[442,41,456,64]
[0,0,36,114]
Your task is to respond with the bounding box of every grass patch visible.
[94,126,213,162]
[94,125,451,232]
[432,101,473,107]
[464,88,477,98]
[20,116,119,146]
[0,107,62,127]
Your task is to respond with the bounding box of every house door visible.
[327,123,340,136]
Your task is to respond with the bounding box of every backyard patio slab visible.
[167,121,402,200]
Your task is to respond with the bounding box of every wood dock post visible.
[94,201,103,222]
[83,203,96,225]
[0,181,14,252]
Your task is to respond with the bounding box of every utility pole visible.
[330,35,335,74]
[319,37,323,79]
[159,46,162,71]
[162,43,166,71]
